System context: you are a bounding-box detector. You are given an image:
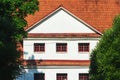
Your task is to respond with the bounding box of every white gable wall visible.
[28,10,95,33]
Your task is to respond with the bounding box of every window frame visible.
[56,73,67,80]
[56,43,67,52]
[34,43,45,52]
[78,43,90,52]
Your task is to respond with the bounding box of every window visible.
[79,73,89,80]
[34,43,45,52]
[34,73,45,80]
[57,73,67,80]
[78,43,89,52]
[56,43,67,52]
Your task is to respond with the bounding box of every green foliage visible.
[0,43,21,79]
[89,15,120,80]
[0,0,39,80]
[0,0,39,17]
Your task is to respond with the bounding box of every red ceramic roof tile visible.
[25,0,120,33]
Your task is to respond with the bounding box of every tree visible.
[0,0,39,80]
[89,15,120,80]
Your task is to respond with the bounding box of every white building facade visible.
[17,7,101,80]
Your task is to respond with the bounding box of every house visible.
[17,0,120,80]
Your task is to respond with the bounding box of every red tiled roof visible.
[25,0,120,33]
[28,33,101,38]
[23,60,90,66]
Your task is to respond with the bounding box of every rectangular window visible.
[57,73,67,80]
[78,43,89,52]
[34,73,45,80]
[34,43,45,52]
[79,73,89,80]
[56,43,67,52]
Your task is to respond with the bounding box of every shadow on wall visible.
[16,55,42,80]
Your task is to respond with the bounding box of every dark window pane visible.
[57,73,67,80]
[79,73,89,80]
[56,43,67,52]
[34,73,45,80]
[34,43,45,52]
[78,43,89,52]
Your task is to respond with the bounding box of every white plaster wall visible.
[28,10,95,33]
[23,38,99,60]
[16,66,89,80]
